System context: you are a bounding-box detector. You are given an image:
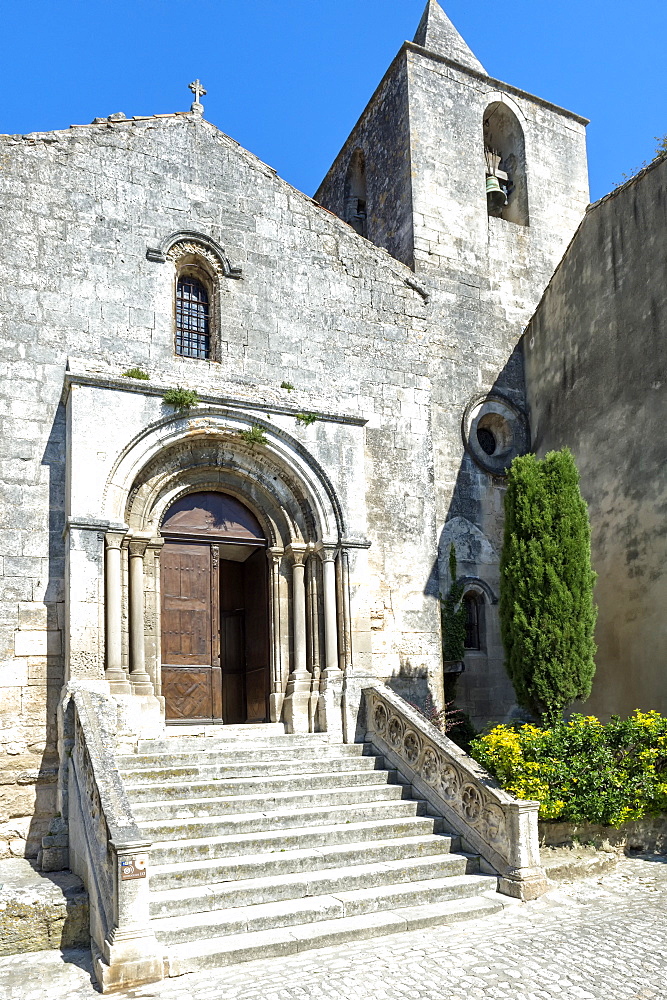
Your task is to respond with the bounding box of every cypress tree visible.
[499,448,597,724]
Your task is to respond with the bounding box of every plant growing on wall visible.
[500,448,597,725]
[163,387,199,411]
[238,425,268,446]
[440,544,466,664]
[122,367,149,380]
[296,412,318,427]
[280,381,295,392]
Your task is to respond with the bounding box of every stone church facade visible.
[0,0,588,860]
[0,1,662,957]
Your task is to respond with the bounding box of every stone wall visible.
[523,155,667,719]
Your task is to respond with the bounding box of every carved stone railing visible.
[363,685,547,900]
[64,684,164,991]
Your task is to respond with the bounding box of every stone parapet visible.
[363,683,547,901]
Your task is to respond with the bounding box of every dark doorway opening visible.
[159,492,269,724]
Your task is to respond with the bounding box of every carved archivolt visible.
[167,240,225,276]
[146,230,242,279]
[103,411,344,546]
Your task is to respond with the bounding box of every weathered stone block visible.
[0,859,89,954]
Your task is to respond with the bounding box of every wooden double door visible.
[161,540,269,724]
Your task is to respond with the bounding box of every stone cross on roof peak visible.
[188,79,207,113]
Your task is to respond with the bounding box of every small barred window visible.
[176,276,210,359]
[463,593,481,650]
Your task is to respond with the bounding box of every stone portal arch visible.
[100,410,347,734]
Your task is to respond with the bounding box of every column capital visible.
[286,542,308,566]
[105,531,127,551]
[267,545,284,564]
[128,535,151,558]
[314,541,338,563]
[146,536,165,552]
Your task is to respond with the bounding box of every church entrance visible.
[159,492,269,724]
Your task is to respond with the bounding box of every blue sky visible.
[1,0,664,203]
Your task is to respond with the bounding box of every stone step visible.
[150,851,477,917]
[152,873,495,946]
[156,723,286,742]
[137,731,330,755]
[118,754,384,784]
[163,895,505,975]
[131,782,408,821]
[118,742,376,772]
[150,832,461,891]
[149,816,446,867]
[123,768,398,803]
[139,798,426,843]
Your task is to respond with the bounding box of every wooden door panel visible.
[161,540,221,722]
[162,667,213,720]
[243,548,269,723]
[221,606,245,725]
[161,542,212,665]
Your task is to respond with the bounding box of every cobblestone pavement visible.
[1,855,665,1000]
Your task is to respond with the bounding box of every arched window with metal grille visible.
[176,275,210,358]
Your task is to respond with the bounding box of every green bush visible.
[163,387,199,411]
[122,367,149,380]
[469,711,667,826]
[296,412,318,426]
[500,448,597,724]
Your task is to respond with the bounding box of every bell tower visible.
[315,0,589,323]
[315,2,590,723]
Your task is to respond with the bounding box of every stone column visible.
[316,543,342,735]
[105,532,131,694]
[144,537,164,698]
[283,543,310,733]
[320,546,339,675]
[128,538,154,696]
[267,547,284,723]
[307,555,321,732]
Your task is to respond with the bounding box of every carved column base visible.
[316,669,343,737]
[270,692,285,724]
[308,667,320,732]
[106,668,132,696]
[129,672,155,697]
[283,674,311,733]
[92,931,164,993]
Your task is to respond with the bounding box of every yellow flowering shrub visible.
[469,710,667,826]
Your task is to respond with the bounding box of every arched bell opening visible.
[344,148,368,238]
[483,101,529,226]
[159,491,271,726]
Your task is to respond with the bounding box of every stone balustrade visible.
[363,684,547,900]
[64,685,164,991]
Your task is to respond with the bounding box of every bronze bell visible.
[486,174,507,213]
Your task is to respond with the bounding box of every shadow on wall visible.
[23,405,67,863]
[423,346,529,728]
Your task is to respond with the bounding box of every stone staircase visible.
[117,726,504,976]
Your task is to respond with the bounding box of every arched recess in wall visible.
[344,149,368,238]
[483,101,529,226]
